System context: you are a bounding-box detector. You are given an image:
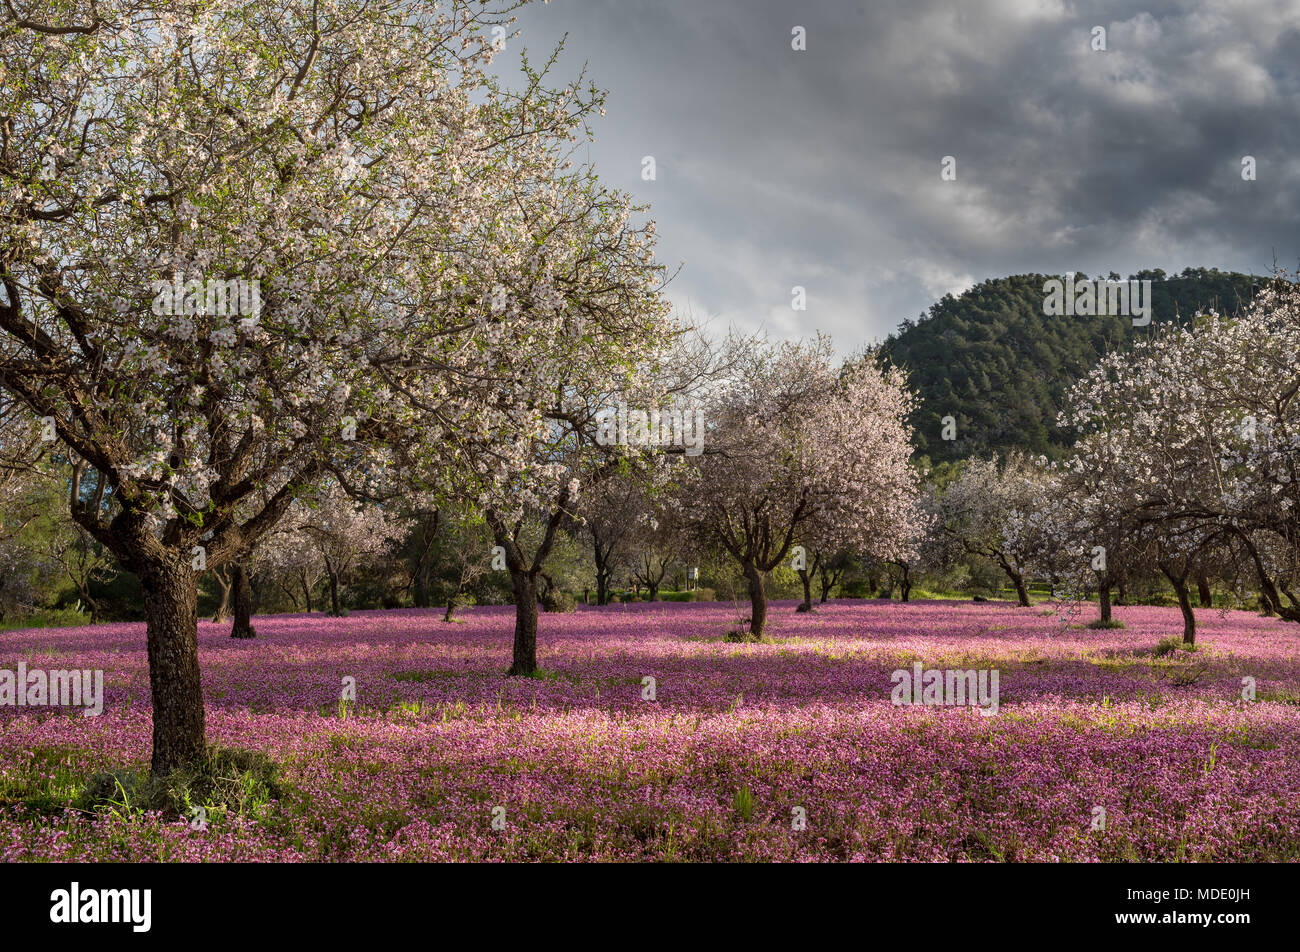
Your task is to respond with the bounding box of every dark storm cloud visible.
[498,0,1300,349]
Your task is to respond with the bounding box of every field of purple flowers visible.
[2,599,1299,862]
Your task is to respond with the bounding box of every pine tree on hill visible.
[881,269,1266,464]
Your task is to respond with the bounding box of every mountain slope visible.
[880,268,1265,464]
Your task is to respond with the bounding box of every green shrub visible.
[690,587,716,602]
[76,746,281,822]
[1087,618,1126,629]
[838,579,872,598]
[1154,636,1196,657]
[540,589,577,613]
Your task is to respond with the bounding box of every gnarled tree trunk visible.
[139,557,206,774]
[508,570,539,675]
[230,562,256,639]
[744,561,767,638]
[1173,580,1196,644]
[818,563,838,603]
[327,569,342,616]
[994,554,1031,607]
[896,562,912,602]
[1160,563,1196,645]
[1196,574,1213,608]
[1003,567,1031,607]
[594,549,612,606]
[211,566,233,623]
[796,567,813,612]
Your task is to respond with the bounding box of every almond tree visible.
[579,474,642,606]
[294,480,407,617]
[257,518,324,613]
[626,499,681,602]
[0,0,655,771]
[1060,279,1300,640]
[793,517,858,612]
[683,336,923,638]
[450,324,713,672]
[935,453,1056,607]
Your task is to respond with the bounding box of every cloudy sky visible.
[497,0,1300,349]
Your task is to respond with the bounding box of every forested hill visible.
[881,268,1265,465]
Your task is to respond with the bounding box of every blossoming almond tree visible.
[578,471,644,606]
[683,336,923,639]
[934,453,1055,607]
[255,515,325,614]
[468,378,671,675]
[1060,279,1300,639]
[0,0,658,770]
[292,479,408,617]
[448,323,715,673]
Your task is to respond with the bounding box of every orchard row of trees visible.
[926,277,1300,644]
[3,0,1297,781]
[0,0,682,770]
[0,0,928,772]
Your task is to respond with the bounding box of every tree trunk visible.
[898,563,912,602]
[211,568,232,623]
[139,558,206,774]
[1195,574,1213,607]
[413,571,431,609]
[1279,584,1300,622]
[300,571,313,613]
[508,571,539,675]
[1238,531,1300,622]
[743,562,767,638]
[1098,581,1112,623]
[443,594,457,623]
[1173,579,1195,645]
[1116,576,1128,606]
[1160,564,1197,645]
[230,562,256,638]
[327,569,341,616]
[278,580,300,612]
[796,567,813,612]
[594,546,611,606]
[1007,568,1031,607]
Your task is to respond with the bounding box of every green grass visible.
[74,746,282,824]
[0,607,93,632]
[1087,618,1127,629]
[1154,636,1197,657]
